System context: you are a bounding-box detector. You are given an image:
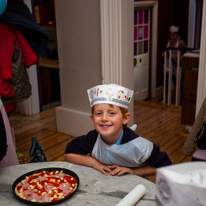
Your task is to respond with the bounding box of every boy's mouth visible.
[100,124,112,128]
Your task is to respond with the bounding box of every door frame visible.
[17,0,40,115]
[134,1,158,98]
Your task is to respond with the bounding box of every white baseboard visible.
[55,106,94,137]
[43,101,61,111]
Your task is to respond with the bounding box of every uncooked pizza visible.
[15,169,78,202]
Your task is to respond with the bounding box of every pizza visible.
[15,169,78,203]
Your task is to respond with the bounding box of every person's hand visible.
[92,161,112,175]
[109,165,157,177]
[109,165,133,176]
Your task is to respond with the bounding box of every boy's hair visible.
[91,104,128,128]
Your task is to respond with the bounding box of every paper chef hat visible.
[170,26,179,33]
[87,84,134,109]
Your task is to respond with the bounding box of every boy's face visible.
[90,104,130,144]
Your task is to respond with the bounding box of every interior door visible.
[133,8,150,100]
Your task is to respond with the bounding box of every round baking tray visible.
[12,167,80,205]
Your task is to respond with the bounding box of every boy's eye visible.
[109,112,115,115]
[96,112,102,115]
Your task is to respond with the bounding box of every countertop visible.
[184,51,200,58]
[0,161,156,206]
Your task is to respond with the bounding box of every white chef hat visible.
[170,26,179,33]
[87,84,134,109]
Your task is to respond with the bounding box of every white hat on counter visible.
[87,84,134,109]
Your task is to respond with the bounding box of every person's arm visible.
[172,39,187,59]
[108,142,171,176]
[109,165,156,177]
[64,153,112,175]
[146,144,172,167]
[132,165,156,176]
[64,131,112,175]
[179,39,187,55]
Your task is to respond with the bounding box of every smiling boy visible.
[91,103,130,145]
[64,84,172,177]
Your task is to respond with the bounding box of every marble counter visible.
[0,162,156,206]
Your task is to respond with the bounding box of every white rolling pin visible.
[116,184,146,206]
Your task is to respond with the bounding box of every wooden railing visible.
[163,47,198,107]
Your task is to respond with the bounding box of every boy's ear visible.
[123,113,131,125]
[90,114,94,121]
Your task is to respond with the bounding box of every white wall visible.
[55,0,134,136]
[196,0,206,116]
[121,0,134,123]
[187,0,196,48]
[23,0,32,11]
[55,0,102,136]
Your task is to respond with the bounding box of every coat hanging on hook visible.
[0,0,49,56]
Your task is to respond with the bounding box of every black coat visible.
[0,0,49,56]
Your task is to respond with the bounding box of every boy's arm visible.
[64,153,112,175]
[132,165,156,176]
[146,144,172,168]
[64,130,113,175]
[108,143,169,177]
[109,165,156,177]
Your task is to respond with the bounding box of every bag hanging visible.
[29,136,47,162]
[194,119,206,150]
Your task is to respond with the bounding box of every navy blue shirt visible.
[65,127,172,168]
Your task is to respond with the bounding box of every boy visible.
[65,84,172,177]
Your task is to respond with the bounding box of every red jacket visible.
[0,22,37,98]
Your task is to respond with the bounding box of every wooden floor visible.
[9,98,192,183]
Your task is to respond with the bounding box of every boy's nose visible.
[102,113,108,121]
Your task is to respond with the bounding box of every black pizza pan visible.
[12,167,80,205]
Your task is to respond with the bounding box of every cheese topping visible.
[15,170,78,203]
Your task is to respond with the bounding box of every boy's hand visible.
[65,153,112,175]
[108,165,156,177]
[109,165,133,176]
[92,161,112,175]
